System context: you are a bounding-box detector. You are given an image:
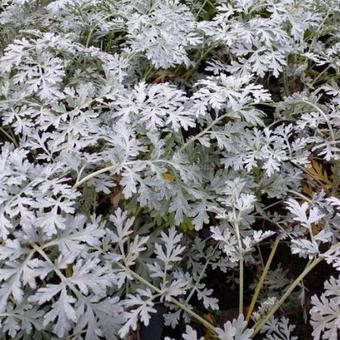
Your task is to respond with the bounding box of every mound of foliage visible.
[0,0,339,339]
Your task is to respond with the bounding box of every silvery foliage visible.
[166,316,253,340]
[310,276,340,340]
[261,316,298,340]
[0,0,339,338]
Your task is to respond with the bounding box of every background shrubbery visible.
[0,0,339,339]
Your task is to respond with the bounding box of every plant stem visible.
[239,254,244,315]
[252,242,340,336]
[73,164,116,188]
[73,159,176,188]
[118,263,217,334]
[311,64,331,86]
[32,244,80,297]
[287,189,313,204]
[299,100,335,143]
[178,113,229,153]
[142,65,154,81]
[171,298,217,334]
[233,214,244,315]
[185,243,219,304]
[85,28,94,48]
[0,127,18,147]
[195,0,208,18]
[246,235,281,321]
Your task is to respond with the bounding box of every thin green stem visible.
[246,235,281,321]
[263,200,283,211]
[73,159,178,189]
[0,127,18,147]
[253,257,321,335]
[287,189,313,204]
[178,113,229,153]
[171,299,217,335]
[117,262,162,294]
[118,263,217,334]
[85,28,94,48]
[32,244,80,298]
[252,242,340,336]
[233,212,244,315]
[299,100,335,143]
[185,243,219,304]
[267,118,295,128]
[239,254,244,314]
[195,0,208,18]
[311,64,331,86]
[307,11,329,54]
[73,164,116,188]
[185,44,216,78]
[142,65,154,81]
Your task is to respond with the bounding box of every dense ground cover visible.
[0,0,339,339]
